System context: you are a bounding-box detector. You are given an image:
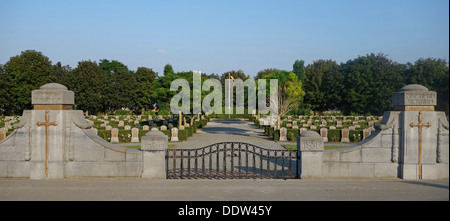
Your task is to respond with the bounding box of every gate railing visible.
[166,142,299,179]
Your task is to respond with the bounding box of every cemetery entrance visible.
[166,142,299,179]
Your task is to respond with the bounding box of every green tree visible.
[1,50,53,115]
[321,65,344,111]
[263,70,304,117]
[52,61,72,83]
[220,70,250,108]
[340,56,374,115]
[302,59,338,113]
[99,59,128,77]
[134,67,158,113]
[0,64,11,115]
[151,71,179,112]
[107,69,137,112]
[340,53,404,115]
[405,58,449,115]
[368,54,405,115]
[293,59,306,81]
[64,60,106,114]
[254,68,279,80]
[163,64,174,76]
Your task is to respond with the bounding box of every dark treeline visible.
[0,50,448,116]
[297,54,449,116]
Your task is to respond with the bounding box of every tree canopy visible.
[0,50,447,117]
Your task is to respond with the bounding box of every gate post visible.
[297,131,324,178]
[141,130,168,179]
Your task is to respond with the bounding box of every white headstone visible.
[111,128,119,143]
[131,128,139,142]
[171,128,179,141]
[300,128,307,134]
[320,128,328,142]
[363,128,371,140]
[279,127,287,141]
[341,128,350,142]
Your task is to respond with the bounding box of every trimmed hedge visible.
[271,127,364,143]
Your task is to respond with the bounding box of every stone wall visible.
[298,85,449,180]
[0,83,167,179]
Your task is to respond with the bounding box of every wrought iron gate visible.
[166,142,299,179]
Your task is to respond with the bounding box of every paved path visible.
[0,178,447,201]
[171,118,285,150]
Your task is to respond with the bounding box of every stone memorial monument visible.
[297,131,324,178]
[297,84,448,180]
[0,83,167,180]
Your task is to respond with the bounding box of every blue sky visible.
[0,0,448,77]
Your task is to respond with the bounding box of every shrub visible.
[327,129,341,142]
[115,109,131,115]
[350,130,363,142]
[178,129,188,141]
[287,128,299,141]
[268,127,274,137]
[273,130,279,141]
[161,130,171,140]
[158,109,170,116]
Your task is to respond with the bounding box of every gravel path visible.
[171,118,285,150]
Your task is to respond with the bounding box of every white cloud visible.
[157,49,168,55]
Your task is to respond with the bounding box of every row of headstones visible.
[0,118,18,141]
[89,114,163,121]
[95,124,170,131]
[280,120,378,129]
[278,127,374,142]
[0,117,21,131]
[89,113,206,122]
[87,114,205,130]
[280,115,382,121]
[257,114,381,122]
[259,116,380,131]
[95,126,183,143]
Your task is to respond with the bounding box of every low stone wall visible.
[0,83,168,179]
[64,124,143,177]
[298,109,449,180]
[0,109,145,179]
[298,84,449,180]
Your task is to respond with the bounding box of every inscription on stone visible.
[302,141,322,151]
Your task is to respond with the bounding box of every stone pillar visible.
[297,131,324,178]
[30,83,74,179]
[392,84,448,179]
[141,130,168,179]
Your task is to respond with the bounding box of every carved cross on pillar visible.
[36,110,58,178]
[409,111,431,179]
